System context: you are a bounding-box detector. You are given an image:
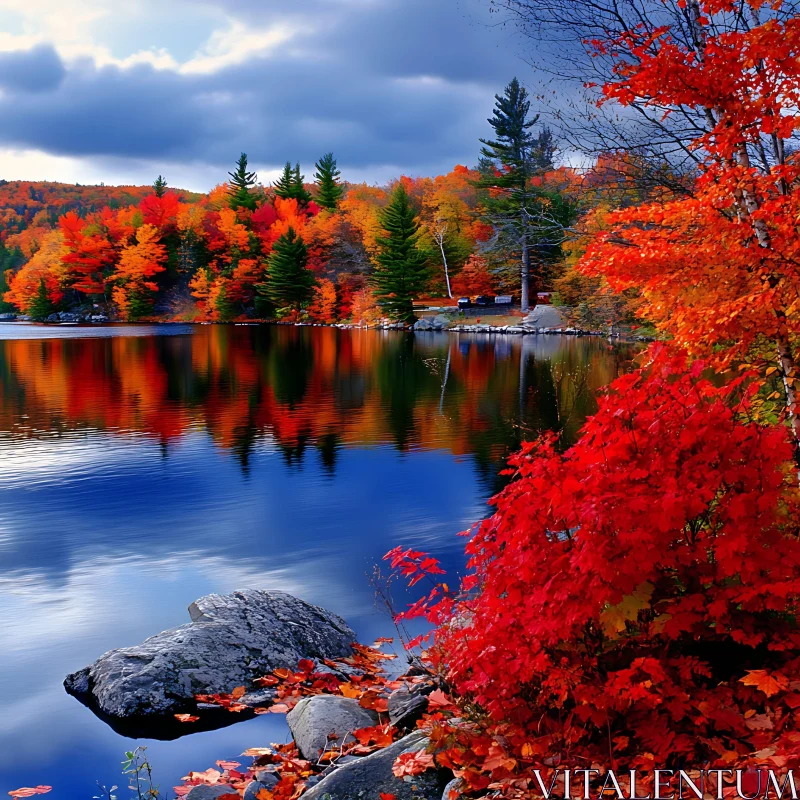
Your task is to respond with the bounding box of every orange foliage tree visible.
[576,0,800,452]
[349,287,382,325]
[339,184,388,256]
[4,229,67,312]
[306,278,337,323]
[110,224,167,320]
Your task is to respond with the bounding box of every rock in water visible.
[287,695,379,760]
[302,732,446,800]
[64,590,354,739]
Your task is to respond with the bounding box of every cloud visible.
[0,44,65,92]
[0,0,532,186]
[179,21,297,75]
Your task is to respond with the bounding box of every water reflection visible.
[0,324,635,799]
[0,326,634,484]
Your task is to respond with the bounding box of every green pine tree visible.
[257,227,315,310]
[371,183,429,323]
[214,284,236,322]
[0,241,22,313]
[228,153,258,211]
[0,268,10,313]
[313,153,344,211]
[293,163,313,204]
[274,162,312,204]
[273,162,295,199]
[478,78,573,312]
[153,175,168,197]
[29,279,54,321]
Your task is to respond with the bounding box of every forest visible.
[0,80,639,329]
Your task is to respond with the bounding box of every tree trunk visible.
[731,141,800,458]
[521,234,531,312]
[436,237,452,298]
[776,330,800,459]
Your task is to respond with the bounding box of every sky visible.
[0,0,532,191]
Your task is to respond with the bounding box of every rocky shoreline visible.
[65,590,451,800]
[1,311,655,342]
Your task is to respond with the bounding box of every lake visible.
[0,323,635,799]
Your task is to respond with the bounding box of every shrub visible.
[392,346,800,789]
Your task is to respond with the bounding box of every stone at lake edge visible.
[302,732,447,800]
[185,786,237,800]
[64,590,355,739]
[388,681,435,730]
[287,695,379,760]
[523,305,565,329]
[243,772,280,800]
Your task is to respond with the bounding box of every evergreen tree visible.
[0,267,10,313]
[257,227,315,310]
[293,163,313,204]
[215,284,236,322]
[274,162,312,203]
[273,162,295,199]
[0,241,22,312]
[29,279,54,321]
[126,290,156,320]
[371,183,429,323]
[532,127,557,172]
[228,153,258,211]
[153,175,168,197]
[479,78,572,311]
[313,153,344,210]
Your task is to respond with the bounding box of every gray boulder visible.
[243,772,279,800]
[64,590,355,739]
[388,682,434,730]
[523,305,565,330]
[302,732,446,800]
[185,786,237,800]
[287,695,379,760]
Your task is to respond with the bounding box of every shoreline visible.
[0,314,655,342]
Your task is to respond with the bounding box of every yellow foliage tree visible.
[3,229,67,312]
[110,224,166,320]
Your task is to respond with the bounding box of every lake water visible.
[0,323,635,799]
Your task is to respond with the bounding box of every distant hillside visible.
[0,180,204,239]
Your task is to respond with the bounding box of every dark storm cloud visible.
[0,44,66,93]
[0,0,533,177]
